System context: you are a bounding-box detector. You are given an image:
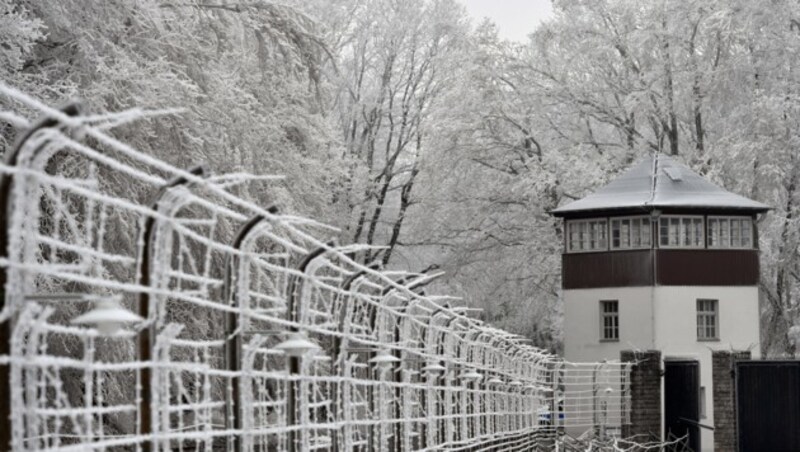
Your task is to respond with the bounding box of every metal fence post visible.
[439,316,463,446]
[332,264,379,452]
[0,102,81,450]
[464,330,487,441]
[333,264,380,374]
[489,336,506,438]
[136,165,206,452]
[390,272,441,452]
[222,210,276,452]
[456,331,471,444]
[424,308,453,446]
[285,243,333,452]
[475,332,494,440]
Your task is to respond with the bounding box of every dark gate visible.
[664,360,700,451]
[736,361,800,452]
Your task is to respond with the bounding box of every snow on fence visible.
[0,85,630,451]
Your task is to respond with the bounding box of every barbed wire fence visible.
[0,84,632,451]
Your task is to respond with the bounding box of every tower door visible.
[664,360,700,451]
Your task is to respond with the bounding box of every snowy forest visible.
[2,0,799,357]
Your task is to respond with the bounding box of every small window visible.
[611,217,651,249]
[659,216,704,248]
[567,219,607,252]
[600,300,619,341]
[708,216,753,249]
[696,299,719,340]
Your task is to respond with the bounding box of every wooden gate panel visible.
[736,361,800,452]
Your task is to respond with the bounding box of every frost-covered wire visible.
[0,84,633,451]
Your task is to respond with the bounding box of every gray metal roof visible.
[551,154,770,216]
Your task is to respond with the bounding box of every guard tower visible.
[551,154,769,451]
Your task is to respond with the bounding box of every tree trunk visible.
[662,13,679,156]
[382,141,422,266]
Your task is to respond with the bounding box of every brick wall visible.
[620,350,662,441]
[712,350,750,452]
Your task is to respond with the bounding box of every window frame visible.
[707,215,754,250]
[610,215,652,250]
[658,215,705,249]
[566,218,609,253]
[696,299,719,341]
[599,300,620,342]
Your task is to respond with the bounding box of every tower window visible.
[611,216,651,249]
[567,219,608,252]
[600,300,619,341]
[659,216,704,248]
[708,216,753,249]
[697,299,719,340]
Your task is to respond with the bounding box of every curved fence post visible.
[333,263,381,373]
[397,298,423,452]
[488,336,507,438]
[510,347,525,432]
[332,263,379,452]
[136,165,207,452]
[474,331,495,440]
[423,307,453,447]
[440,315,463,446]
[0,102,81,450]
[285,243,334,452]
[391,272,442,452]
[465,330,489,441]
[221,209,277,452]
[225,214,265,452]
[456,329,475,444]
[365,271,438,452]
[370,287,396,452]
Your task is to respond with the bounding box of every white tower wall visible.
[563,285,760,452]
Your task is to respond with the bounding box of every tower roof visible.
[551,154,770,217]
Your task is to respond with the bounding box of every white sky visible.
[459,0,554,42]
